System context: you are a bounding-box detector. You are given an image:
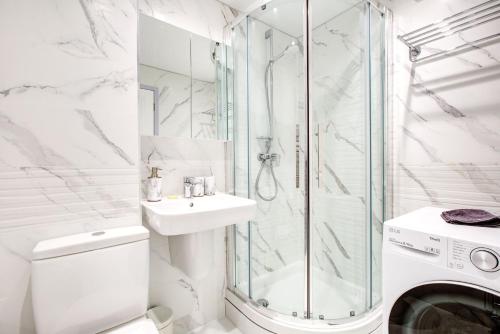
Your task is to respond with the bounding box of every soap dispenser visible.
[147,167,162,202]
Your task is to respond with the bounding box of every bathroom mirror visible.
[138,14,222,139]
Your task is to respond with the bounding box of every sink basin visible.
[142,193,256,236]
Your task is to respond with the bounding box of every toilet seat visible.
[100,318,159,334]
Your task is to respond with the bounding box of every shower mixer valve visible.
[257,152,280,165]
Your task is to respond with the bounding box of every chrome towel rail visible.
[398,0,500,62]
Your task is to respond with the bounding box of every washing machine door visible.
[388,282,500,334]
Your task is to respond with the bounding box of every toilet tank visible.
[31,226,150,334]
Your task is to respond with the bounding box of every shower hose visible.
[255,150,278,201]
[255,60,278,202]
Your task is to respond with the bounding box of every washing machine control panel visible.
[448,239,500,274]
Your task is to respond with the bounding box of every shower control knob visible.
[470,248,499,272]
[257,153,269,162]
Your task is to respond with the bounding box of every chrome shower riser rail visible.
[398,0,500,62]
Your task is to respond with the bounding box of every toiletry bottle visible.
[192,177,205,197]
[147,167,162,202]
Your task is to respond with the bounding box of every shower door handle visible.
[296,124,300,188]
[315,124,322,188]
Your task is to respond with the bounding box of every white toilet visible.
[31,226,160,334]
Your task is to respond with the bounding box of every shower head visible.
[291,39,304,55]
[270,38,304,63]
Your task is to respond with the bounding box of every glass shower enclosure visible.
[225,0,387,323]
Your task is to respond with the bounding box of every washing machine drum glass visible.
[389,283,500,334]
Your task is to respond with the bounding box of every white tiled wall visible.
[0,1,139,333]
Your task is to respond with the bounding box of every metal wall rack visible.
[397,0,500,62]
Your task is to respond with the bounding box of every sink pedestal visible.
[146,223,227,330]
[169,230,214,280]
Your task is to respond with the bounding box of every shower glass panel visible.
[231,0,307,316]
[310,0,368,320]
[226,0,386,322]
[309,0,385,320]
[369,2,386,309]
[231,16,251,297]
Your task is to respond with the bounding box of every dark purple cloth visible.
[441,209,500,227]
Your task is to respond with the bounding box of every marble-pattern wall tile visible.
[0,0,139,333]
[140,136,228,331]
[388,0,500,218]
[138,0,238,42]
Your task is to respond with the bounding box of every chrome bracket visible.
[257,153,280,165]
[409,46,421,62]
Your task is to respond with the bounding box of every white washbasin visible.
[142,193,256,236]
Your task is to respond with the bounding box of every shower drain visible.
[256,298,269,308]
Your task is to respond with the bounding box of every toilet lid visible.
[101,318,159,334]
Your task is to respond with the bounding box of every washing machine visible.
[382,206,500,334]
